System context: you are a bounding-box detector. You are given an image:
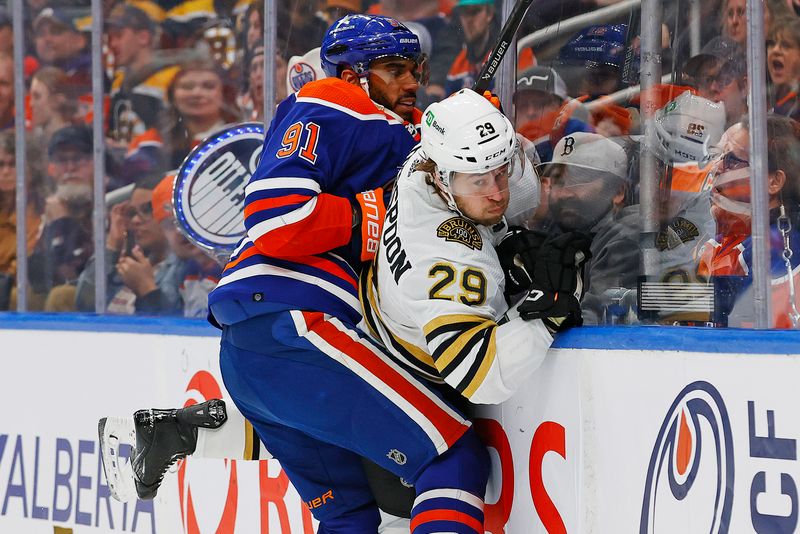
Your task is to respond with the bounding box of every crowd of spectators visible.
[0,0,798,328]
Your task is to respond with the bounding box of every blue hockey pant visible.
[219,310,490,533]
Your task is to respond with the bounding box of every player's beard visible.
[370,86,416,121]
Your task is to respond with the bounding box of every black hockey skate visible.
[131,399,227,499]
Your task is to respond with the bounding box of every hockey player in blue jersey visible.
[199,15,489,534]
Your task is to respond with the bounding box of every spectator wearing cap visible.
[27,125,95,309]
[76,173,184,315]
[107,4,179,151]
[151,174,222,317]
[683,36,748,127]
[514,66,594,163]
[515,66,587,141]
[33,7,92,91]
[285,47,326,97]
[767,17,800,121]
[539,132,638,324]
[444,0,534,95]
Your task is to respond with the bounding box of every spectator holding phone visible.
[75,173,183,315]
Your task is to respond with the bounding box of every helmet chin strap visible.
[359,75,370,97]
[436,169,467,218]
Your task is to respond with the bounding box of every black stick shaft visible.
[472,0,536,94]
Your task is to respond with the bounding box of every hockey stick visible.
[472,0,536,94]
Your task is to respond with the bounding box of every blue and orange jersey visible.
[700,224,800,328]
[209,78,422,326]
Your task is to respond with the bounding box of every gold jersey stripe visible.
[433,319,493,372]
[360,264,438,372]
[423,314,487,341]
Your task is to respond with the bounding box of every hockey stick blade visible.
[98,416,138,503]
[472,0,536,94]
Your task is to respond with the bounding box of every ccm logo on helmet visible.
[485,149,507,161]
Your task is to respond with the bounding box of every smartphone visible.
[123,231,136,256]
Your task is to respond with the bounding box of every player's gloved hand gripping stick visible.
[498,228,592,333]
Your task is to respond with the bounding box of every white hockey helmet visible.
[420,89,518,213]
[653,90,726,165]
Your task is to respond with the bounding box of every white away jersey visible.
[360,148,553,404]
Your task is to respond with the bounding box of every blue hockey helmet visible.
[320,14,424,78]
[558,24,628,69]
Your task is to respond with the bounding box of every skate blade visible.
[98,416,138,503]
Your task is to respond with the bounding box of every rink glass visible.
[3,0,788,329]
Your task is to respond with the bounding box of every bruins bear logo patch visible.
[655,216,700,251]
[436,217,483,250]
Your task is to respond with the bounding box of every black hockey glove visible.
[516,282,583,333]
[495,226,550,297]
[532,231,593,297]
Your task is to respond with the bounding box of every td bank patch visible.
[436,217,483,250]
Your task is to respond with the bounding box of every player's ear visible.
[340,69,360,87]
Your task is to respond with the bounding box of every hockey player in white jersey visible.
[99,89,590,512]
[361,88,587,404]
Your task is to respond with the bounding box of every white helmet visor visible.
[447,142,525,198]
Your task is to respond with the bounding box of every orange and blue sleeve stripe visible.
[242,177,352,258]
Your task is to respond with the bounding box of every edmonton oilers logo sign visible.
[174,122,264,255]
[640,381,735,533]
